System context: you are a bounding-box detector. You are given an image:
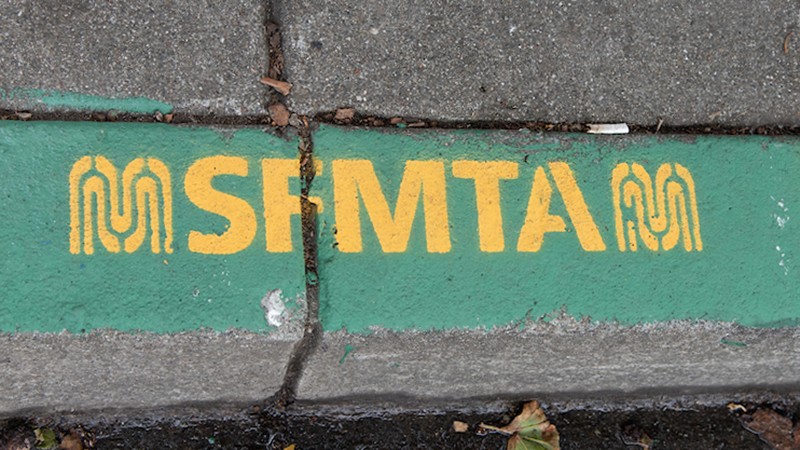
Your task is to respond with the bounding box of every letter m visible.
[332,160,449,253]
[69,156,173,254]
[611,163,702,252]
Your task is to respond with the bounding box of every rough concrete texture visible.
[0,331,293,415]
[280,0,800,126]
[0,0,268,115]
[297,319,800,402]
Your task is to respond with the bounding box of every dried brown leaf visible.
[59,432,84,450]
[453,421,468,433]
[794,422,800,448]
[482,401,548,435]
[743,409,797,450]
[481,401,559,450]
[727,403,746,412]
[259,77,293,95]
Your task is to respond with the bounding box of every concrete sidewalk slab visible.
[0,330,292,415]
[279,0,800,126]
[297,322,800,402]
[0,0,268,115]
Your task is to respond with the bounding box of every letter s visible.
[184,156,256,254]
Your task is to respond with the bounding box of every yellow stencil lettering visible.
[675,163,702,251]
[624,178,660,251]
[611,164,629,251]
[262,159,323,253]
[147,159,174,253]
[452,161,518,252]
[69,156,173,255]
[517,167,566,252]
[185,156,256,254]
[612,162,702,252]
[82,177,120,254]
[124,177,160,253]
[548,162,606,251]
[332,159,449,253]
[94,156,141,234]
[69,156,93,254]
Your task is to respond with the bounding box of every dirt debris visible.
[269,103,291,127]
[1,402,784,449]
[334,108,355,121]
[742,409,799,450]
[309,110,800,136]
[58,431,84,450]
[266,22,284,81]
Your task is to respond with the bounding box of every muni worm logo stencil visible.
[69,156,173,254]
[611,163,702,252]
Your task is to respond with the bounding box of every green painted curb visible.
[311,126,800,331]
[4,122,799,334]
[0,121,304,333]
[0,89,173,114]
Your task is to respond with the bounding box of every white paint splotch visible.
[260,290,307,340]
[262,290,286,327]
[776,245,790,276]
[772,197,791,275]
[771,196,790,229]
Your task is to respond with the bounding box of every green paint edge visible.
[720,339,747,347]
[0,88,173,114]
[340,345,356,364]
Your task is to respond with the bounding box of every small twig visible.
[655,117,664,134]
[259,77,293,95]
[785,32,794,54]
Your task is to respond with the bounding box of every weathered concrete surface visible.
[0,0,268,115]
[297,321,800,402]
[0,331,292,416]
[279,0,800,126]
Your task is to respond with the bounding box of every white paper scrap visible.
[587,123,630,134]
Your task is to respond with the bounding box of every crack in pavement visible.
[259,3,323,410]
[263,129,322,409]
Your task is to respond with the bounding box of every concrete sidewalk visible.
[0,0,269,116]
[1,0,800,425]
[278,0,800,126]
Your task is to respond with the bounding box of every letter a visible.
[517,163,605,252]
[517,167,566,252]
